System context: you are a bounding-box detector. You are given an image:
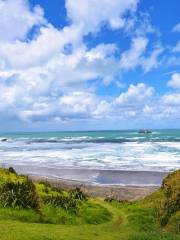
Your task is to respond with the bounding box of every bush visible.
[43,188,88,214]
[0,178,40,211]
[104,197,129,204]
[8,167,17,175]
[69,188,88,201]
[157,170,180,226]
[43,194,79,213]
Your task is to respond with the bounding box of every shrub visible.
[0,178,40,211]
[69,188,88,201]
[8,167,17,175]
[43,188,88,214]
[157,170,180,226]
[104,197,129,204]
[43,194,79,213]
[37,181,63,195]
[104,197,115,202]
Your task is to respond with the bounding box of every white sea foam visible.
[0,135,180,172]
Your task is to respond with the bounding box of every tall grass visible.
[157,170,180,226]
[0,178,40,210]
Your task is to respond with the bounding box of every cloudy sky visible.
[0,0,180,132]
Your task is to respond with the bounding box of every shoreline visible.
[29,174,158,201]
[11,164,169,185]
[3,165,168,200]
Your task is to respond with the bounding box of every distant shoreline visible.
[0,128,180,135]
[29,174,158,201]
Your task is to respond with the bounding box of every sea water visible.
[0,129,179,174]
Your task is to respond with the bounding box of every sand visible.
[28,175,158,201]
[9,164,167,201]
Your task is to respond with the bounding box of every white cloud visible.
[119,38,163,72]
[114,83,154,106]
[17,91,102,121]
[167,73,180,89]
[158,93,180,119]
[166,56,180,67]
[93,100,110,118]
[0,40,119,103]
[0,0,177,126]
[0,0,45,42]
[172,23,180,32]
[59,92,97,118]
[0,24,83,70]
[141,45,163,72]
[66,0,138,33]
[124,11,159,37]
[15,83,156,122]
[161,93,180,105]
[172,41,180,52]
[120,37,148,69]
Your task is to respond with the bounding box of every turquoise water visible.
[1,129,180,141]
[1,129,180,143]
[0,129,180,172]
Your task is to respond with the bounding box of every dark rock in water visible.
[1,138,8,142]
[138,129,152,134]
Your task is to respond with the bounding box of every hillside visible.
[0,167,179,240]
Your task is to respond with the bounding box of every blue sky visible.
[0,0,180,132]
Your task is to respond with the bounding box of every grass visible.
[0,168,179,240]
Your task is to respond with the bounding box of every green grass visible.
[0,206,40,223]
[0,168,179,240]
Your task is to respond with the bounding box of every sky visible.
[0,0,180,132]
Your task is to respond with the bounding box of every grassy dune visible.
[0,168,179,240]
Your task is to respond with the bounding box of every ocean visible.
[0,129,180,185]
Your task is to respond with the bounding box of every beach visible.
[9,164,164,200]
[29,174,158,201]
[2,163,166,200]
[0,130,179,200]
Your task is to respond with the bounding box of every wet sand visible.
[8,164,168,201]
[29,174,158,201]
[12,164,168,186]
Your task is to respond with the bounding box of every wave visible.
[0,138,180,173]
[20,137,180,144]
[0,138,179,145]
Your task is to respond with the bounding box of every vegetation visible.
[0,167,179,240]
[157,170,180,228]
[0,179,40,210]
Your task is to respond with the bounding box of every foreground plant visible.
[157,170,180,227]
[0,178,40,211]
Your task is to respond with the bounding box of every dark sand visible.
[9,164,168,201]
[30,175,158,201]
[12,165,168,185]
